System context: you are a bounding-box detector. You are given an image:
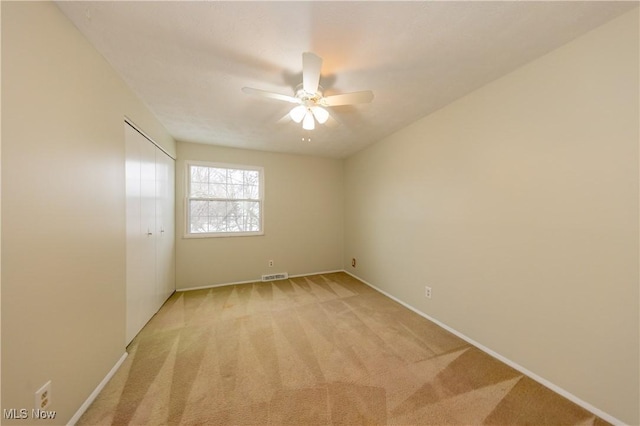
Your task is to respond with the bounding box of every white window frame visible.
[184,160,264,238]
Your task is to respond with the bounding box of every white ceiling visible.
[57,1,636,159]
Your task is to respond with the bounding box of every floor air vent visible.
[262,273,289,282]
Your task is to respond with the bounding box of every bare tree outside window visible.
[186,162,263,237]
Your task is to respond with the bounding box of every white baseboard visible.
[67,352,128,426]
[343,270,625,426]
[291,269,344,279]
[176,269,344,292]
[178,278,257,292]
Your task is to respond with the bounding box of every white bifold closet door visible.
[125,122,175,345]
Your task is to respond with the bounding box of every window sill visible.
[183,231,264,239]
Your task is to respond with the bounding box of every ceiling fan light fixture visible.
[289,105,306,123]
[241,52,374,132]
[311,106,329,124]
[302,111,315,130]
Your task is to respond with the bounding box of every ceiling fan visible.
[242,52,374,130]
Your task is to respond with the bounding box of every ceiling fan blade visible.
[322,91,374,107]
[276,113,292,124]
[324,110,340,128]
[302,52,322,94]
[241,87,299,104]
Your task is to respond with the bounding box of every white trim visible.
[183,229,264,239]
[67,352,128,426]
[176,269,344,292]
[185,159,264,173]
[290,269,344,278]
[124,117,175,160]
[343,270,624,426]
[178,278,258,292]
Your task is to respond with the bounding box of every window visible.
[185,161,263,237]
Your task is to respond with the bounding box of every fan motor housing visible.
[295,84,323,104]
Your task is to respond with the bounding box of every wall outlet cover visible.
[35,381,52,410]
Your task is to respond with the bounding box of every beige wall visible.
[1,2,175,424]
[344,10,639,424]
[2,2,637,424]
[176,142,343,289]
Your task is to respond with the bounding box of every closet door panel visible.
[140,139,158,324]
[125,125,143,344]
[155,150,175,309]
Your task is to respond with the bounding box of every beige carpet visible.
[79,272,609,425]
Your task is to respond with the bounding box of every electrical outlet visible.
[35,381,51,410]
[425,286,432,299]
[268,260,274,267]
[351,258,357,268]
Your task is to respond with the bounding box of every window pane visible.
[191,166,208,183]
[228,169,244,185]
[209,200,227,218]
[244,201,260,231]
[209,201,227,232]
[208,215,227,233]
[189,200,209,234]
[227,184,244,199]
[244,170,259,186]
[209,183,227,198]
[209,168,226,185]
[190,218,209,233]
[224,201,240,231]
[191,183,209,197]
[244,185,259,199]
[190,200,208,217]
